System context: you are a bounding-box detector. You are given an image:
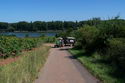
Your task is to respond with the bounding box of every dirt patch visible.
[0,56,19,66]
[44,43,54,47]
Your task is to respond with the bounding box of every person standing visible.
[70,39,74,47]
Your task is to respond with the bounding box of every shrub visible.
[76,25,100,53]
[107,38,125,70]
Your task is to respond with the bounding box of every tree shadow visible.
[108,65,125,80]
[68,49,92,59]
[92,58,111,64]
[92,57,125,80]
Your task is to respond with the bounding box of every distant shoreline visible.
[0,30,62,33]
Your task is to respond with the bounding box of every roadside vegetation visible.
[42,36,56,43]
[0,36,55,59]
[59,16,125,83]
[69,49,124,83]
[0,36,42,58]
[0,45,50,83]
[0,35,55,83]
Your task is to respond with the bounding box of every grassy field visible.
[69,49,125,83]
[0,45,50,83]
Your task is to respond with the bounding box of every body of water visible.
[0,32,57,38]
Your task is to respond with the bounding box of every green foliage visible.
[69,49,125,83]
[0,22,8,30]
[57,28,73,38]
[43,36,56,43]
[0,21,77,31]
[76,25,100,53]
[69,17,125,82]
[0,45,50,83]
[74,18,125,54]
[79,25,99,44]
[0,36,43,58]
[7,26,15,32]
[0,16,125,33]
[99,19,125,38]
[107,38,125,70]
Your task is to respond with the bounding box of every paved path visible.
[35,46,100,83]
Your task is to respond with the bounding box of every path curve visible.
[35,45,100,83]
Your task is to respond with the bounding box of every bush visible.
[76,25,100,53]
[107,38,125,70]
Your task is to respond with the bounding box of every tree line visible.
[0,17,125,32]
[0,21,78,32]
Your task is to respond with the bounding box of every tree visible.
[0,22,8,31]
[17,21,30,31]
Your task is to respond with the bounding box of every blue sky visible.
[0,0,125,22]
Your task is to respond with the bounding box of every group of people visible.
[55,37,75,48]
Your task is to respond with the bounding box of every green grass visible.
[69,49,125,83]
[0,45,50,83]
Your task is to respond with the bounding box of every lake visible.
[0,32,57,38]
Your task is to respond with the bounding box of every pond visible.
[0,32,57,38]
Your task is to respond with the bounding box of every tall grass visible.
[0,45,50,83]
